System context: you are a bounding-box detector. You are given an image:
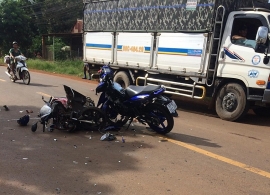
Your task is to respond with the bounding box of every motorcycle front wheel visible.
[80,107,107,132]
[22,70,30,85]
[10,76,16,82]
[102,103,129,127]
[145,103,174,134]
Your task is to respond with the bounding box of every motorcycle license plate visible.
[166,100,177,113]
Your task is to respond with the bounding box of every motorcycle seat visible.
[125,85,162,97]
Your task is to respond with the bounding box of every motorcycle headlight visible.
[40,105,52,117]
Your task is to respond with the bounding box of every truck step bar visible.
[136,74,206,100]
[206,5,225,87]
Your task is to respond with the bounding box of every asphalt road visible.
[0,66,270,195]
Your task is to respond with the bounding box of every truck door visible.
[218,14,269,88]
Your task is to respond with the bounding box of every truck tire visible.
[252,107,270,117]
[215,83,249,121]
[114,71,130,88]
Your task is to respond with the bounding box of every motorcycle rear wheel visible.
[80,107,107,132]
[145,103,174,134]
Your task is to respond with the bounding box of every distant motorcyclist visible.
[9,41,24,74]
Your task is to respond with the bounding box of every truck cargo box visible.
[84,32,113,64]
[154,33,207,73]
[116,33,152,68]
[84,0,258,32]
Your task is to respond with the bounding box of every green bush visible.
[27,59,84,77]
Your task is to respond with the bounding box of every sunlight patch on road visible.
[160,136,270,179]
[36,92,51,97]
[0,79,6,82]
[0,179,50,195]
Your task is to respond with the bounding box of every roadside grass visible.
[26,59,84,78]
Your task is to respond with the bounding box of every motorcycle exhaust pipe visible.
[5,71,11,77]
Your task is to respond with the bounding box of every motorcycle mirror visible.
[31,122,38,132]
[42,96,44,100]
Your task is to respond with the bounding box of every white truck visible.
[83,0,270,121]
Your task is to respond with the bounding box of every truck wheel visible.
[215,83,249,121]
[252,107,270,117]
[114,71,130,88]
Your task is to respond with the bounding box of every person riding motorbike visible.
[9,41,24,76]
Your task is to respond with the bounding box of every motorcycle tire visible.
[145,103,174,134]
[22,70,30,85]
[80,107,107,132]
[10,77,16,82]
[102,102,129,127]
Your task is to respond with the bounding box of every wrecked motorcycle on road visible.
[32,85,107,132]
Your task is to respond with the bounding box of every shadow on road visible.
[0,105,153,194]
[165,132,222,148]
[236,113,270,126]
[172,96,270,127]
[17,82,59,87]
[117,124,222,149]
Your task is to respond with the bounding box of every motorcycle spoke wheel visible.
[110,115,129,127]
[22,70,30,85]
[81,107,107,132]
[146,103,174,134]
[103,104,129,127]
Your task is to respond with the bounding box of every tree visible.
[31,0,83,34]
[0,0,38,55]
[0,0,83,57]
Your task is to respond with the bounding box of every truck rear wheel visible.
[114,71,130,89]
[215,83,249,121]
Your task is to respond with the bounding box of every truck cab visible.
[215,8,270,120]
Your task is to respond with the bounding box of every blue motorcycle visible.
[96,65,176,134]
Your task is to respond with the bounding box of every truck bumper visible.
[262,89,270,103]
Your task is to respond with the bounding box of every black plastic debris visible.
[3,105,9,111]
[17,115,30,126]
[100,132,116,141]
[31,123,37,132]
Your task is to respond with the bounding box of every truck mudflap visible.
[262,89,270,103]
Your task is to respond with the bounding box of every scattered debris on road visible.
[55,188,61,194]
[26,110,33,113]
[17,115,30,126]
[3,105,9,111]
[100,132,116,141]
